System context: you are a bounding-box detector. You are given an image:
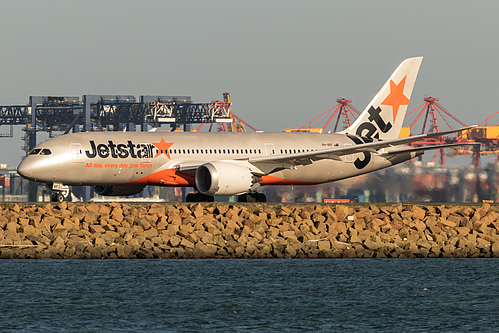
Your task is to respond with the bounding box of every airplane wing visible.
[248,126,476,174]
[377,142,479,156]
[170,126,476,175]
[170,160,203,173]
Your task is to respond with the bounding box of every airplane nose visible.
[17,161,33,179]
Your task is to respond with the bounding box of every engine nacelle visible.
[94,185,145,196]
[195,162,253,196]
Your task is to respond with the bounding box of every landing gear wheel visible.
[257,193,267,202]
[238,193,267,203]
[52,193,65,202]
[186,193,196,202]
[186,193,215,202]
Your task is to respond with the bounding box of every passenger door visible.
[70,143,84,163]
[264,143,276,156]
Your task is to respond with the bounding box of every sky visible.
[1,0,498,168]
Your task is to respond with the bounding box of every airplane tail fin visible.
[341,57,423,140]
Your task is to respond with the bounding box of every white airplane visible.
[17,57,474,202]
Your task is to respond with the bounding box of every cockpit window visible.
[28,149,41,155]
[40,149,52,155]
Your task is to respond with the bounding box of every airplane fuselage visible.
[18,131,416,188]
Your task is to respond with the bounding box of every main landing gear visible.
[185,192,267,203]
[237,193,266,203]
[186,193,215,202]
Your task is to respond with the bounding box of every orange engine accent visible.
[126,168,195,187]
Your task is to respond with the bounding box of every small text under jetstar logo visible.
[84,138,174,159]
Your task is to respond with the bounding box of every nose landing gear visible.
[49,183,71,202]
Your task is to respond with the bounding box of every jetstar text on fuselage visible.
[85,140,159,159]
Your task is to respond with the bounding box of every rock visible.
[193,244,218,258]
[149,204,165,216]
[491,242,499,257]
[98,205,111,216]
[10,203,21,213]
[89,224,106,234]
[56,202,68,211]
[52,225,68,238]
[43,217,62,228]
[330,222,347,235]
[5,222,18,235]
[101,231,120,244]
[409,205,427,220]
[282,244,296,258]
[440,219,457,228]
[143,228,159,239]
[317,240,331,252]
[110,207,124,223]
[335,205,350,220]
[280,230,297,240]
[363,239,383,251]
[156,216,168,230]
[369,204,380,215]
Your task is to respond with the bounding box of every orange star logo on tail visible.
[381,75,409,122]
[152,138,174,159]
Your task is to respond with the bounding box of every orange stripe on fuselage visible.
[124,168,195,187]
[259,175,321,186]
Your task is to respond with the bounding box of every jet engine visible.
[195,162,254,196]
[94,185,145,196]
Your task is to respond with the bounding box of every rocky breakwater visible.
[0,202,498,259]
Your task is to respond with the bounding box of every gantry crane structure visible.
[452,112,499,168]
[195,92,258,133]
[401,96,472,166]
[283,97,360,133]
[401,95,499,168]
